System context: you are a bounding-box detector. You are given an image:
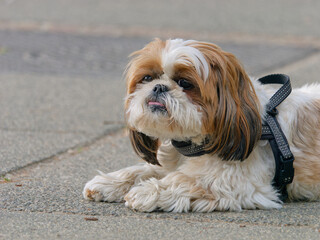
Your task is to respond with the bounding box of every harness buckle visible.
[278,155,295,185]
[266,107,278,116]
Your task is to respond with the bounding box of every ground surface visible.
[1,0,320,239]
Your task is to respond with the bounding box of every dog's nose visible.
[153,84,169,94]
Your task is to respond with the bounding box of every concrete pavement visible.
[0,0,320,239]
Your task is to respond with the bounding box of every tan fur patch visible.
[85,189,100,200]
[126,39,165,96]
[292,99,320,184]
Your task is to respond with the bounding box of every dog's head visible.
[125,39,261,165]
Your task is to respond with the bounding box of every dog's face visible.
[125,39,261,165]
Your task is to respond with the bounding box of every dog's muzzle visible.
[147,84,169,113]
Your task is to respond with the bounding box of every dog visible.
[83,39,320,212]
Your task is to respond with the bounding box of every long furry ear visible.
[194,43,262,161]
[129,129,161,165]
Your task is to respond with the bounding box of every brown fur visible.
[126,38,165,97]
[129,129,160,165]
[190,42,262,161]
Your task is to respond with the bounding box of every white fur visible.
[162,39,209,81]
[83,39,320,212]
[126,76,203,141]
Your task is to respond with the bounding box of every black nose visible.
[153,84,169,94]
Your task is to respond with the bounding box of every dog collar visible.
[172,74,294,201]
[171,138,214,157]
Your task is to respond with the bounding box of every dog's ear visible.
[195,43,262,161]
[129,129,161,165]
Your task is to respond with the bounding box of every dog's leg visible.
[83,142,179,202]
[124,171,211,212]
[124,170,282,212]
[83,163,167,202]
[124,162,282,213]
[83,143,180,202]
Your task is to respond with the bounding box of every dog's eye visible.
[177,79,194,90]
[142,75,153,82]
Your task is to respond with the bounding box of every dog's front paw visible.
[83,187,104,202]
[124,176,194,213]
[124,178,160,212]
[83,173,132,202]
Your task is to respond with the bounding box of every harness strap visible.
[258,74,294,201]
[258,74,292,109]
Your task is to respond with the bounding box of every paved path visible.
[0,1,320,239]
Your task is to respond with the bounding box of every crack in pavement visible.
[1,125,125,176]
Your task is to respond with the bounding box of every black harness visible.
[172,74,294,200]
[258,74,294,200]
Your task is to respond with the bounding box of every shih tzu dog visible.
[83,39,320,212]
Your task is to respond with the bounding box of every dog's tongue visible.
[148,101,165,107]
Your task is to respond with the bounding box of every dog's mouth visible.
[147,100,167,113]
